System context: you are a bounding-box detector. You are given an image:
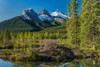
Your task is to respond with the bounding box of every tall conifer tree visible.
[80,0,100,49]
[67,0,79,48]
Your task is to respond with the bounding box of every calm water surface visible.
[0,58,100,67]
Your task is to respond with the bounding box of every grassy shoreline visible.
[0,46,100,62]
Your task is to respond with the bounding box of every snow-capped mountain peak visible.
[56,9,62,13]
[38,9,53,22]
[51,9,69,20]
[39,8,51,17]
[21,8,39,20]
[22,8,37,16]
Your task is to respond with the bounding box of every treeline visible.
[0,29,67,49]
[66,0,100,49]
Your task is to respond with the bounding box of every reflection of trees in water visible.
[67,62,79,67]
[76,60,94,67]
[9,59,100,67]
[13,62,69,67]
[14,62,40,67]
[66,60,99,67]
[95,60,100,67]
[1,58,100,67]
[93,60,96,67]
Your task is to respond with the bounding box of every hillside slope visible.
[0,16,66,33]
[40,23,66,33]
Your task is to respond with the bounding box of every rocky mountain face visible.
[38,8,53,22]
[39,8,51,17]
[20,8,69,22]
[21,8,40,21]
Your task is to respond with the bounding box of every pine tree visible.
[19,33,24,49]
[2,29,11,45]
[27,32,32,49]
[67,2,71,17]
[66,2,71,43]
[56,31,60,39]
[44,32,48,39]
[0,30,4,44]
[80,0,90,47]
[32,33,36,45]
[80,0,100,49]
[67,0,79,48]
[24,32,28,51]
[10,33,15,45]
[91,0,100,49]
[14,34,19,49]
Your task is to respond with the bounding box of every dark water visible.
[0,58,100,67]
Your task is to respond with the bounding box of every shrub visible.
[31,53,42,61]
[60,51,65,56]
[9,54,22,61]
[56,55,61,62]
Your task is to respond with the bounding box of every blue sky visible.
[0,0,82,22]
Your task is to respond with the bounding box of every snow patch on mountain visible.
[39,15,53,22]
[51,9,69,20]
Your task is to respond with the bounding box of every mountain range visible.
[0,8,69,33]
[21,8,69,22]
